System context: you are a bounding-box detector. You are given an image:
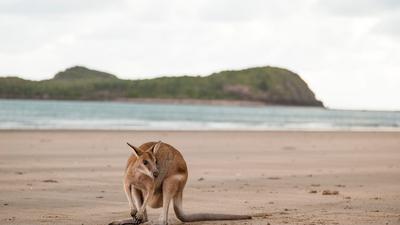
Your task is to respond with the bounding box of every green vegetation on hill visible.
[0,66,323,106]
[53,66,117,80]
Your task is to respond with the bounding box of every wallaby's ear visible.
[151,141,162,155]
[127,142,142,157]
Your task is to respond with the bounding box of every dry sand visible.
[0,131,399,225]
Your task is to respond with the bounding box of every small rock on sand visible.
[322,190,339,195]
[309,190,318,194]
[42,179,58,183]
[198,177,204,181]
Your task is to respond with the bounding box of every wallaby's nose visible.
[153,171,159,178]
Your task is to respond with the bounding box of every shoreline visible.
[0,129,400,133]
[0,97,325,108]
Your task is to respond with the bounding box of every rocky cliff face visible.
[207,66,323,106]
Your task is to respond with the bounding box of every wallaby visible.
[110,141,251,225]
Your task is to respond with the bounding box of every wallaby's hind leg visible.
[158,191,172,225]
[108,218,136,225]
[172,191,185,222]
[158,174,186,225]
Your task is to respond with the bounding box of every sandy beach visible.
[0,131,399,225]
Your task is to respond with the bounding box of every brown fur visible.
[110,141,251,225]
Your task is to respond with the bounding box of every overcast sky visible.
[1,0,399,110]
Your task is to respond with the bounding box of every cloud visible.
[315,0,400,17]
[372,14,400,40]
[0,0,117,16]
[314,0,400,43]
[0,0,400,110]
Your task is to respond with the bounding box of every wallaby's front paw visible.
[132,214,144,225]
[130,209,137,217]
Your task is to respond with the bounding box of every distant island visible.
[0,66,323,107]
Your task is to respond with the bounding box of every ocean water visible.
[0,99,399,131]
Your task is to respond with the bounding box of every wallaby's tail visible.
[173,191,251,222]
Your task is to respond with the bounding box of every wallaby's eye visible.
[143,160,148,165]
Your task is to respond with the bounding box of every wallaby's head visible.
[127,141,161,178]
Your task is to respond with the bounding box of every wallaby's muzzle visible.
[153,170,159,178]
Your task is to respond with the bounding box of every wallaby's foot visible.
[108,218,135,225]
[132,217,142,225]
[132,214,144,225]
[130,209,137,218]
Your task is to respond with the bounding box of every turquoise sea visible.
[0,99,399,131]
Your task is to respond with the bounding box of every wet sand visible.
[0,131,399,225]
